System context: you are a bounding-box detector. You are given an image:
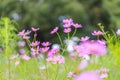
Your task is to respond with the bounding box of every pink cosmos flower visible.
[46,55,65,64]
[74,71,102,80]
[31,27,40,32]
[64,28,71,33]
[23,36,30,39]
[72,23,82,28]
[41,42,51,47]
[39,47,50,53]
[116,29,120,35]
[0,48,2,52]
[48,48,59,57]
[30,46,40,56]
[30,41,40,46]
[10,54,19,60]
[92,30,103,36]
[19,49,25,55]
[22,55,30,60]
[67,72,76,78]
[18,30,31,39]
[15,61,20,66]
[100,73,108,79]
[74,40,107,57]
[18,30,31,36]
[63,18,73,28]
[34,33,37,37]
[52,55,65,64]
[50,27,59,34]
[46,57,53,62]
[80,36,90,42]
[18,29,26,36]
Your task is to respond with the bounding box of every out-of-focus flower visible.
[80,36,90,42]
[39,47,50,53]
[48,48,59,57]
[74,71,102,80]
[30,41,40,46]
[67,72,76,78]
[18,41,26,47]
[64,28,71,33]
[72,23,82,28]
[78,59,88,70]
[39,65,46,70]
[74,40,107,57]
[50,27,59,34]
[41,42,51,47]
[18,29,26,36]
[63,18,73,28]
[15,61,20,66]
[116,29,120,35]
[23,36,30,39]
[92,30,103,36]
[100,73,108,79]
[34,33,37,37]
[19,49,25,55]
[18,30,31,39]
[46,55,65,64]
[10,54,19,60]
[31,46,40,56]
[52,55,65,64]
[0,47,2,52]
[31,27,40,32]
[22,55,30,60]
[70,54,77,59]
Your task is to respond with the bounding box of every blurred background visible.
[0,0,120,42]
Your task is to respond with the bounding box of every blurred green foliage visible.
[0,0,119,41]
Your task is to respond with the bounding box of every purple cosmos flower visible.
[31,27,40,32]
[72,23,82,28]
[64,28,71,33]
[41,42,51,47]
[92,30,103,36]
[80,36,90,42]
[74,71,102,80]
[116,29,120,35]
[50,27,59,34]
[30,41,40,46]
[48,48,59,57]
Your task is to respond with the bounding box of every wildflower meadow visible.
[0,17,120,80]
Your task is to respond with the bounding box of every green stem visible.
[55,64,59,80]
[68,33,70,40]
[56,32,63,48]
[72,28,77,37]
[4,18,11,80]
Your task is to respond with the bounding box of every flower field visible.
[0,18,120,80]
